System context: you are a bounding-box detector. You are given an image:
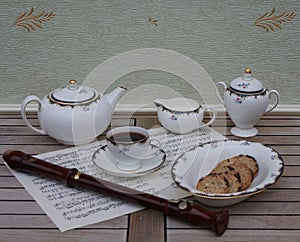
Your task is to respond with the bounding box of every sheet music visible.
[6,127,225,231]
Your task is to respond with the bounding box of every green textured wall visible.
[0,0,299,106]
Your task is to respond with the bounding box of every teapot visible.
[215,68,280,137]
[154,97,217,134]
[21,80,126,145]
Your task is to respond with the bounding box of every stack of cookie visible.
[196,155,259,194]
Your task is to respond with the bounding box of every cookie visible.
[221,171,243,193]
[212,160,253,190]
[196,173,230,194]
[196,154,259,194]
[229,154,259,176]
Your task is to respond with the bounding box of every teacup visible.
[106,126,161,171]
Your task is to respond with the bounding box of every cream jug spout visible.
[104,86,127,109]
[153,99,166,107]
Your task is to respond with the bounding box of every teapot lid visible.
[49,80,100,105]
[230,68,265,93]
[155,98,200,112]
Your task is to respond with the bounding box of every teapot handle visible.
[21,95,46,135]
[198,107,217,129]
[215,82,226,105]
[265,90,280,113]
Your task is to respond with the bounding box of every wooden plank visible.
[0,229,127,242]
[0,201,44,214]
[0,214,128,229]
[243,136,300,145]
[228,215,300,230]
[229,201,300,215]
[0,127,41,135]
[209,118,300,127]
[167,215,300,229]
[167,229,300,241]
[1,143,298,158]
[268,145,300,155]
[128,209,164,242]
[0,165,294,184]
[2,135,299,150]
[0,189,299,203]
[255,126,300,136]
[246,189,300,202]
[136,118,160,129]
[1,201,299,216]
[270,177,300,189]
[0,189,33,200]
[0,136,60,145]
[0,127,54,136]
[0,118,135,127]
[0,165,13,176]
[1,177,298,190]
[281,156,300,165]
[0,144,67,155]
[214,126,300,136]
[0,177,23,187]
[0,118,39,126]
[282,166,300,176]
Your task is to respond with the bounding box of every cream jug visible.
[21,80,126,145]
[154,98,217,134]
[215,68,280,137]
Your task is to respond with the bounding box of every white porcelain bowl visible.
[171,139,284,207]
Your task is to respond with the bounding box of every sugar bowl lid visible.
[230,68,265,93]
[49,80,100,105]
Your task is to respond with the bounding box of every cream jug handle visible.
[215,82,226,105]
[21,95,46,135]
[266,90,280,113]
[198,107,217,129]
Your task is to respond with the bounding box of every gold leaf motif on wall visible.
[254,7,296,32]
[13,7,55,32]
[148,17,158,27]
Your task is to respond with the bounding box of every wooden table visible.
[0,112,299,241]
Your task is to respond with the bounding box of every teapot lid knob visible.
[68,79,79,90]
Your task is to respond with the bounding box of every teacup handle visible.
[265,90,280,113]
[149,138,161,149]
[198,107,217,129]
[21,95,46,135]
[122,138,162,160]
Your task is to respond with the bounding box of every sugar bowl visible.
[215,68,280,137]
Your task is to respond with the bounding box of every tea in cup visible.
[106,126,161,171]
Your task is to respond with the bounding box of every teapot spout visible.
[105,86,127,109]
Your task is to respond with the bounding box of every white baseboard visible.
[1,104,300,115]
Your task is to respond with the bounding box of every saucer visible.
[109,143,161,164]
[92,145,166,177]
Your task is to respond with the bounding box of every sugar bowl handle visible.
[266,90,280,113]
[21,95,46,135]
[215,82,227,106]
